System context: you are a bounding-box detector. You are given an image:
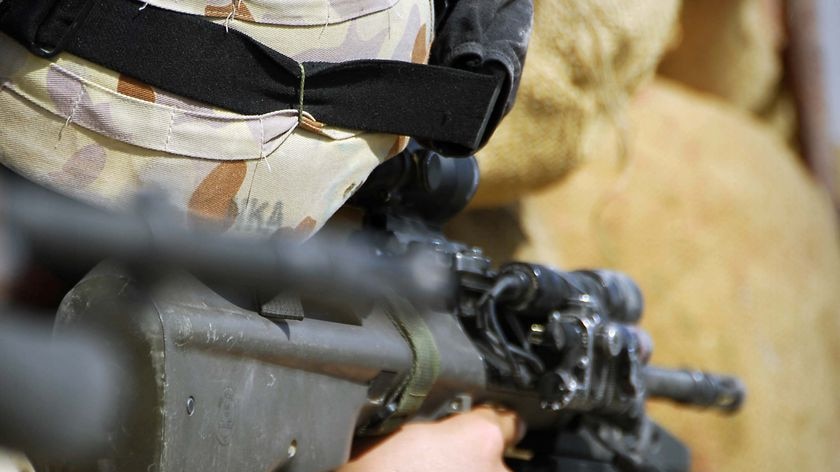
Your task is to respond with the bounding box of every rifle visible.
[0,143,744,472]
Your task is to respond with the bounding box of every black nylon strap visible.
[0,0,503,153]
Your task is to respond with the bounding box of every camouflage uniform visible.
[0,0,433,236]
[0,448,32,472]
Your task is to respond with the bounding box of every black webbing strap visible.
[0,0,503,153]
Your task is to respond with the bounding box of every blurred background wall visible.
[448,1,840,470]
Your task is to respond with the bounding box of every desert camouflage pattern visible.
[0,448,33,472]
[149,0,400,27]
[0,0,433,236]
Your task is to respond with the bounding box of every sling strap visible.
[0,0,504,154]
[372,290,441,434]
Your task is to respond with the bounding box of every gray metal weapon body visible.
[0,147,744,472]
[49,258,708,472]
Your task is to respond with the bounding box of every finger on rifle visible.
[469,405,526,448]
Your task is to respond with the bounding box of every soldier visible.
[0,0,532,469]
[0,0,530,236]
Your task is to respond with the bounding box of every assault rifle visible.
[0,143,744,472]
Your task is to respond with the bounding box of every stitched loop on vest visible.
[298,63,306,122]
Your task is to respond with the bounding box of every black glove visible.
[425,0,534,155]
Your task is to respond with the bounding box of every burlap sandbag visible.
[470,0,681,207]
[659,0,785,114]
[508,79,839,472]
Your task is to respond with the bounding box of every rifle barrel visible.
[644,366,745,413]
[0,176,451,305]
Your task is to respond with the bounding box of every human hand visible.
[337,406,523,472]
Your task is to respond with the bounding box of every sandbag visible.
[470,0,681,207]
[659,0,785,114]
[514,79,840,472]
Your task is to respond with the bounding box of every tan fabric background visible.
[448,1,840,470]
[659,0,786,114]
[470,0,681,207]
[659,0,799,144]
